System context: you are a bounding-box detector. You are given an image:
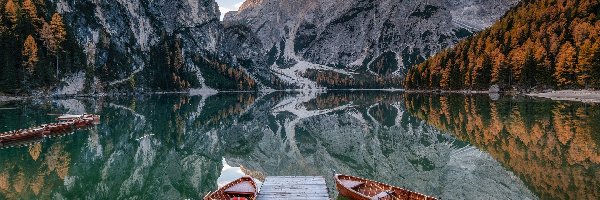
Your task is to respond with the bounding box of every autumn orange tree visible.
[40,13,66,78]
[22,34,38,73]
[0,0,85,93]
[405,0,600,90]
[3,0,16,27]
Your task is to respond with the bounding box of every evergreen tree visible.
[40,21,54,48]
[4,0,17,26]
[533,43,552,87]
[589,42,600,88]
[576,41,593,88]
[520,50,537,87]
[43,13,67,78]
[473,54,492,89]
[22,0,39,24]
[50,13,66,47]
[22,35,38,73]
[554,42,577,87]
[491,49,510,87]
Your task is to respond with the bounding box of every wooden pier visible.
[257,176,329,200]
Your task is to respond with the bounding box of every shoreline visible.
[403,90,490,94]
[527,90,600,103]
[3,89,600,104]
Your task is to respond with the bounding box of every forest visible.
[404,0,600,91]
[0,0,86,94]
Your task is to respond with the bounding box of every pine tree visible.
[554,42,578,87]
[472,54,492,89]
[4,0,18,26]
[520,50,537,87]
[40,21,55,49]
[440,64,451,90]
[491,49,509,87]
[533,43,552,87]
[173,38,184,71]
[48,13,67,78]
[50,13,66,47]
[576,41,593,88]
[22,35,38,73]
[589,42,600,88]
[22,0,39,22]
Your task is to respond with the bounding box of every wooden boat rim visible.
[335,174,437,200]
[204,176,257,200]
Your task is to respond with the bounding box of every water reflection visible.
[0,92,596,199]
[404,93,600,200]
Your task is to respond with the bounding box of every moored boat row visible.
[203,174,437,200]
[0,114,100,144]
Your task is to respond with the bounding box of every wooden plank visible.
[257,176,329,200]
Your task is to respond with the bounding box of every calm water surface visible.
[0,92,598,199]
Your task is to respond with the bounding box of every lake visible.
[0,92,598,199]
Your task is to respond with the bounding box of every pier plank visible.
[257,176,329,200]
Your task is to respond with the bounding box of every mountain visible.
[0,0,267,95]
[224,0,518,89]
[0,0,518,95]
[404,0,600,91]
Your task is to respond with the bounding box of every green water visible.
[0,92,598,199]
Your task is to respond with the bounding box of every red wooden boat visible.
[0,129,43,143]
[204,176,257,200]
[335,174,437,200]
[0,114,100,146]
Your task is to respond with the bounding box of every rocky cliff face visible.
[224,0,518,89]
[52,0,224,93]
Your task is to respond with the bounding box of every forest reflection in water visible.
[404,93,600,200]
[0,92,597,199]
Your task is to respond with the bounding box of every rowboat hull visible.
[335,174,437,200]
[0,114,100,145]
[204,176,257,200]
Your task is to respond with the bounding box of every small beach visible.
[528,90,600,103]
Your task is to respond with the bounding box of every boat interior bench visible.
[224,182,255,195]
[371,191,396,200]
[340,179,365,189]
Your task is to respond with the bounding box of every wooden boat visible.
[42,124,62,133]
[0,114,100,146]
[0,129,43,143]
[335,174,437,200]
[204,176,257,200]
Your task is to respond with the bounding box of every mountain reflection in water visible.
[0,92,597,199]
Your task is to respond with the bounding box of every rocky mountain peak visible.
[238,0,259,10]
[222,0,519,89]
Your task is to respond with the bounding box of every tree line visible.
[405,0,600,91]
[302,69,404,89]
[0,0,84,94]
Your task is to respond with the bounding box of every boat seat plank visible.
[339,180,364,189]
[225,182,256,195]
[371,191,395,200]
